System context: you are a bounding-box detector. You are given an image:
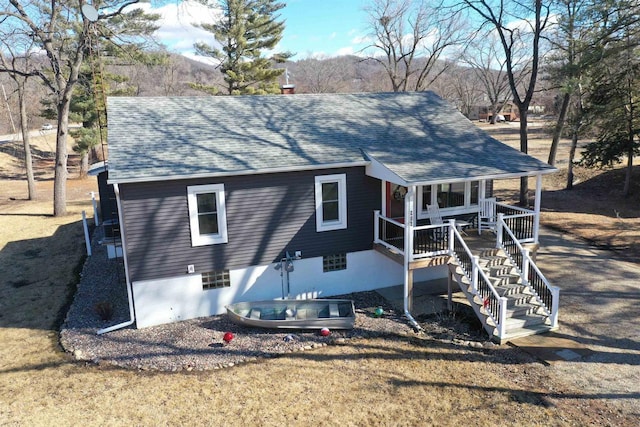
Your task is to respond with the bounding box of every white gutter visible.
[403,186,423,332]
[97,183,135,335]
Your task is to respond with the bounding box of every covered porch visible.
[370,175,559,343]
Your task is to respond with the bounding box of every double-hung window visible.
[315,174,347,232]
[187,184,228,246]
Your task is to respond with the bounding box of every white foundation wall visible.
[132,249,447,328]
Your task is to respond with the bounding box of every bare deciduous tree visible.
[0,0,153,216]
[0,33,37,200]
[365,0,468,92]
[463,30,527,124]
[461,0,551,206]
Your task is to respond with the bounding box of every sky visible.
[147,0,372,62]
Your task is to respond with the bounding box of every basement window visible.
[323,253,347,272]
[202,270,231,290]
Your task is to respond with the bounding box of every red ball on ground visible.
[223,332,234,343]
[320,327,330,336]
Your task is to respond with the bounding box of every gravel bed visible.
[60,230,487,371]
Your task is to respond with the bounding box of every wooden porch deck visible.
[458,230,500,253]
[374,229,500,270]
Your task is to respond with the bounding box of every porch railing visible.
[375,212,405,255]
[496,214,560,328]
[496,202,536,244]
[450,225,507,337]
[374,210,557,336]
[374,211,452,260]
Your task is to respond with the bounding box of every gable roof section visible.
[106,91,555,184]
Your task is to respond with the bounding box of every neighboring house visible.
[100,91,558,342]
[473,102,520,122]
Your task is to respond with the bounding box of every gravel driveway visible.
[61,227,639,415]
[533,227,640,417]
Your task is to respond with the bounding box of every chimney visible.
[280,84,295,95]
[280,68,295,94]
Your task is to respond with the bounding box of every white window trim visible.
[315,174,347,232]
[187,184,228,246]
[417,181,480,219]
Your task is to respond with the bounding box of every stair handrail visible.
[450,223,508,337]
[497,213,559,328]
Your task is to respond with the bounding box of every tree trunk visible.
[518,108,529,206]
[623,144,633,197]
[623,81,634,197]
[53,99,70,216]
[566,128,579,190]
[91,145,102,162]
[79,152,89,178]
[490,104,498,124]
[17,82,36,200]
[548,92,571,166]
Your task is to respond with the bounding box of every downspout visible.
[97,183,135,334]
[403,186,422,331]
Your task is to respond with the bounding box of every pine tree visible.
[580,1,640,196]
[195,0,292,95]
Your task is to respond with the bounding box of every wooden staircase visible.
[449,247,555,344]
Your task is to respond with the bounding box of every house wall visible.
[118,166,453,328]
[132,250,447,328]
[119,166,381,283]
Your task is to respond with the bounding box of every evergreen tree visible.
[580,1,640,196]
[195,0,292,95]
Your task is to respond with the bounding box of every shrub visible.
[94,301,114,321]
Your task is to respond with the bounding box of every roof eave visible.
[405,166,558,187]
[107,160,370,185]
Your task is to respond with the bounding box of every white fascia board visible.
[407,167,558,187]
[364,154,408,186]
[107,161,369,185]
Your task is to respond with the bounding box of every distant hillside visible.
[0,51,556,135]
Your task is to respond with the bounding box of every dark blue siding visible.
[120,167,380,282]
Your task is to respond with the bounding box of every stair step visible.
[506,302,541,317]
[501,323,555,342]
[504,292,536,307]
[478,255,509,267]
[487,265,516,276]
[477,248,502,257]
[494,283,528,296]
[491,274,521,287]
[504,313,548,330]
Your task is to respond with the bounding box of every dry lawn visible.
[0,125,638,426]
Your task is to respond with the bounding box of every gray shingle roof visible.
[106,91,554,184]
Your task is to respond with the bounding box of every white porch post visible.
[381,181,387,217]
[534,174,542,244]
[403,186,415,317]
[479,179,487,201]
